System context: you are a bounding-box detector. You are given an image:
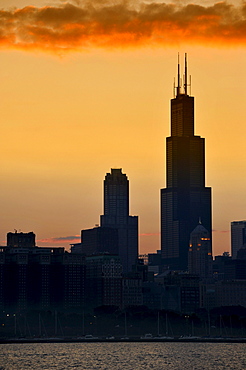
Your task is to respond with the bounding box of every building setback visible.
[161,55,212,270]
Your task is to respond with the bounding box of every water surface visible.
[1,342,246,369]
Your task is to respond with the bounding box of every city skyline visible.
[1,1,246,256]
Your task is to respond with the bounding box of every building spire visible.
[184,53,188,95]
[175,53,191,96]
[177,53,180,97]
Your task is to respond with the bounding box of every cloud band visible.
[0,1,245,53]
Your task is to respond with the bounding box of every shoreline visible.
[1,337,246,344]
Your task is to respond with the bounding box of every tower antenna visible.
[177,53,180,97]
[184,53,188,95]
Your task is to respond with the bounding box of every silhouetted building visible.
[70,242,83,253]
[100,169,138,273]
[188,222,212,278]
[200,282,216,311]
[161,55,212,270]
[7,231,36,248]
[154,272,200,313]
[213,252,231,280]
[142,281,166,310]
[215,280,246,308]
[213,251,246,281]
[148,250,163,275]
[224,259,246,280]
[76,226,118,255]
[86,254,122,309]
[0,238,86,312]
[237,246,246,260]
[200,279,246,311]
[231,220,246,259]
[63,252,86,311]
[122,276,143,308]
[179,274,200,314]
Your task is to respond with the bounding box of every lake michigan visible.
[1,342,246,369]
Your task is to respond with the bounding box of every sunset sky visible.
[1,0,246,256]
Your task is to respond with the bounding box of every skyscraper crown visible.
[174,53,191,98]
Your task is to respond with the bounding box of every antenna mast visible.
[174,53,191,96]
[184,53,188,95]
[177,53,180,97]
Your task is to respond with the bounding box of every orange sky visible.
[1,1,246,256]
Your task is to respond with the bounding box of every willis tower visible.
[161,55,212,270]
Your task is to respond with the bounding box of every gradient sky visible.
[1,0,246,256]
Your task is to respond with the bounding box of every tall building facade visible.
[86,254,122,309]
[231,220,246,259]
[100,169,138,273]
[161,55,212,270]
[188,222,212,278]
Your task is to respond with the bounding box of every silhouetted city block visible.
[0,240,86,312]
[2,57,246,326]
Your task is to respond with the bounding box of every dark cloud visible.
[0,2,246,53]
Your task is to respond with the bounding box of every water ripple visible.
[1,342,246,370]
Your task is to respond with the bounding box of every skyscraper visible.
[231,220,246,259]
[161,55,212,270]
[188,222,212,278]
[100,169,138,273]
